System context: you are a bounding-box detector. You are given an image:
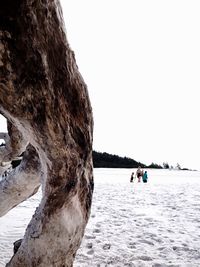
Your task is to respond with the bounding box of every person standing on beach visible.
[136,166,143,182]
[130,172,135,182]
[142,170,148,183]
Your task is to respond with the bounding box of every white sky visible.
[60,0,200,170]
[0,1,200,170]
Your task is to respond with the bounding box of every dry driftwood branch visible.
[0,120,28,176]
[0,144,41,217]
[0,0,93,266]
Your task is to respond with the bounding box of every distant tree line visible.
[93,151,147,168]
[92,151,191,170]
[148,162,163,169]
[92,151,146,168]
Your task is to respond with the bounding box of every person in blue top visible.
[142,170,148,183]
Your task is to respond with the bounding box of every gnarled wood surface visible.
[0,0,93,266]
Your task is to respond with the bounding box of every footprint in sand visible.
[127,242,137,249]
[85,235,96,240]
[87,249,94,255]
[103,243,111,250]
[151,237,162,243]
[86,243,93,249]
[93,228,101,233]
[144,217,154,222]
[114,222,122,226]
[152,264,168,267]
[137,255,152,261]
[138,239,154,246]
[120,208,127,212]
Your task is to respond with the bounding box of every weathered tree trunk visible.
[0,0,93,266]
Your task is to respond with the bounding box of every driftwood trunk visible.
[0,0,93,266]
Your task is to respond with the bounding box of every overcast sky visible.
[1,1,200,170]
[60,0,200,170]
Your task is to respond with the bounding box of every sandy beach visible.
[1,168,200,267]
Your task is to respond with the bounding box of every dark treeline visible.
[92,151,191,170]
[148,162,163,169]
[93,151,146,168]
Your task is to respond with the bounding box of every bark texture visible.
[0,1,93,266]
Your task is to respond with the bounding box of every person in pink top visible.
[136,166,143,183]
